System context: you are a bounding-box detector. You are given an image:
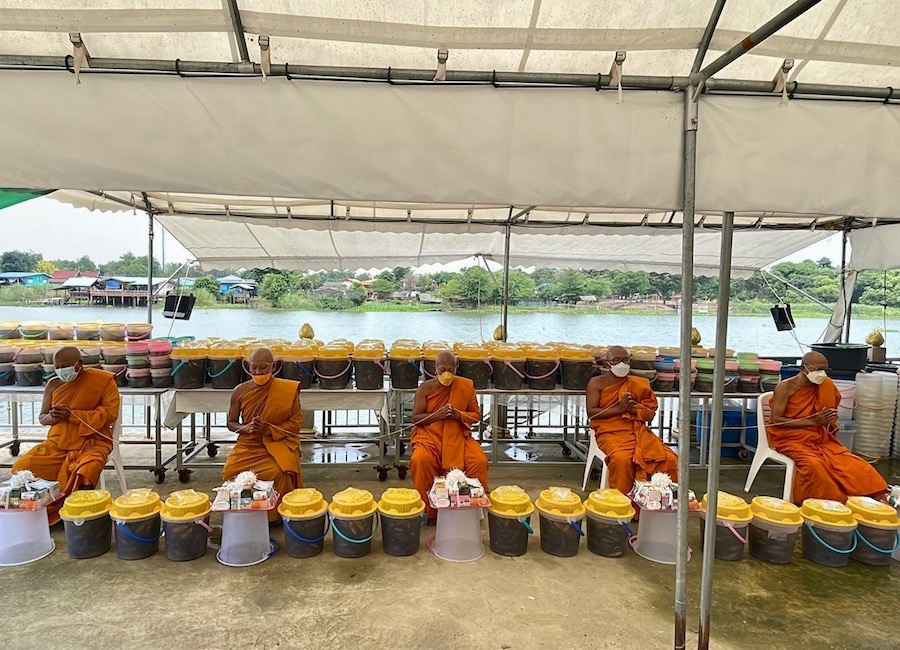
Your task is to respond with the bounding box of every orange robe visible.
[410,377,489,519]
[13,368,119,523]
[769,378,887,504]
[589,375,678,494]
[223,378,303,521]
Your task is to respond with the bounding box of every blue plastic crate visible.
[696,409,758,458]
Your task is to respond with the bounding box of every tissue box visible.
[0,479,61,510]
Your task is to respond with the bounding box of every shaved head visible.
[249,348,274,364]
[605,346,628,361]
[435,350,458,375]
[54,346,81,367]
[802,351,828,368]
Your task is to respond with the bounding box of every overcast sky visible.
[1,197,843,270]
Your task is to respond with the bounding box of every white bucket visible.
[216,509,273,567]
[0,508,55,566]
[433,508,484,562]
[632,509,683,565]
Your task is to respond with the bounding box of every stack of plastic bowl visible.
[852,372,897,459]
[654,355,677,392]
[125,340,152,388]
[100,323,127,342]
[723,359,740,393]
[47,323,74,340]
[695,358,715,392]
[629,348,657,371]
[758,359,782,392]
[737,353,760,393]
[74,322,102,341]
[148,340,174,389]
[125,323,153,342]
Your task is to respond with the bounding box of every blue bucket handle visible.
[805,523,857,554]
[854,529,900,555]
[267,538,280,557]
[284,515,331,544]
[208,359,235,378]
[330,512,379,544]
[116,521,162,544]
[570,520,585,537]
[295,361,315,380]
[518,517,534,534]
[620,521,635,537]
[0,368,11,379]
[407,359,421,374]
[170,360,186,376]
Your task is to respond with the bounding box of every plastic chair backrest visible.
[756,392,774,454]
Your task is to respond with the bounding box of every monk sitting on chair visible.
[586,346,678,494]
[13,346,120,524]
[410,350,489,522]
[768,351,887,504]
[225,348,303,522]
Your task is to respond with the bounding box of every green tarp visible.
[0,189,53,210]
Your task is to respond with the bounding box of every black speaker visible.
[770,303,795,331]
[163,293,196,320]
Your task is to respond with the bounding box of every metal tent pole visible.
[501,220,511,342]
[143,192,154,324]
[697,211,734,650]
[841,227,851,343]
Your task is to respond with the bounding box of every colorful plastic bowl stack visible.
[148,340,174,389]
[125,341,152,388]
[737,352,760,393]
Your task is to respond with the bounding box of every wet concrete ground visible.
[0,447,897,650]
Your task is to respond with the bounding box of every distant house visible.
[49,270,99,284]
[0,272,50,286]
[417,293,442,305]
[217,275,258,297]
[576,295,598,306]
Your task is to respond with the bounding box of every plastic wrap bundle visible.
[852,372,898,459]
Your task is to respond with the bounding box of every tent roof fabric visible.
[2,2,900,87]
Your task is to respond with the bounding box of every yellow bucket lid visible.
[160,490,211,522]
[327,339,355,353]
[377,488,425,518]
[279,488,329,520]
[317,345,350,359]
[846,496,900,530]
[584,489,636,521]
[488,485,535,517]
[171,347,207,359]
[456,345,489,360]
[353,345,385,360]
[491,344,525,360]
[109,488,162,521]
[389,344,421,360]
[59,489,112,521]
[525,345,557,361]
[750,496,803,526]
[328,487,377,519]
[559,346,594,361]
[423,344,451,360]
[700,491,752,523]
[535,487,586,519]
[800,499,857,530]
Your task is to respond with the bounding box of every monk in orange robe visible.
[410,350,489,521]
[769,351,887,504]
[226,348,302,522]
[586,346,678,494]
[13,346,120,524]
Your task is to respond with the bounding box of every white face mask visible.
[610,362,630,378]
[805,369,827,385]
[55,365,79,383]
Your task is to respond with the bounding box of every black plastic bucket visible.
[457,359,491,390]
[151,372,174,389]
[354,359,385,390]
[810,343,869,372]
[422,358,437,379]
[748,520,798,564]
[0,364,13,386]
[208,358,245,390]
[586,515,630,558]
[561,359,594,391]
[283,514,329,558]
[280,359,315,389]
[163,516,210,561]
[525,359,558,390]
[103,366,128,388]
[380,513,422,556]
[850,524,899,566]
[172,358,207,389]
[114,514,161,560]
[316,358,353,390]
[739,378,760,393]
[699,516,747,561]
[492,359,526,391]
[801,523,856,567]
[488,511,532,557]
[63,514,112,559]
[14,365,42,387]
[331,514,377,558]
[389,357,421,389]
[538,514,584,557]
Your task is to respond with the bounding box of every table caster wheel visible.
[737,448,750,461]
[207,444,218,458]
[396,466,408,480]
[152,469,166,484]
[376,469,388,482]
[589,467,600,482]
[561,445,572,458]
[9,442,20,457]
[178,469,192,484]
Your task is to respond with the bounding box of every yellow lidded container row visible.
[59,489,113,521]
[455,344,490,360]
[535,487,586,520]
[279,488,329,520]
[584,489,635,522]
[423,343,451,360]
[845,496,900,530]
[377,488,425,518]
[800,499,857,531]
[525,345,557,361]
[160,490,212,522]
[749,496,803,527]
[171,346,208,360]
[491,344,525,361]
[353,345,386,360]
[327,339,355,353]
[109,489,162,521]
[317,345,351,360]
[559,346,594,361]
[489,485,535,518]
[328,487,377,520]
[700,492,752,523]
[389,342,422,360]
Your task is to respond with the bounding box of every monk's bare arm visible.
[227,384,249,433]
[38,379,61,426]
[769,382,825,427]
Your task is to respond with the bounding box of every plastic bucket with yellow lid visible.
[278,343,317,388]
[207,349,247,390]
[800,499,858,567]
[109,489,162,560]
[491,344,526,391]
[388,342,422,389]
[0,322,21,339]
[47,323,74,341]
[315,345,353,390]
[328,487,378,558]
[700,492,752,561]
[59,489,113,559]
[170,346,208,389]
[279,488,330,558]
[353,345,386,391]
[846,496,899,566]
[748,496,802,564]
[559,346,595,391]
[584,489,635,558]
[160,490,212,562]
[18,322,48,341]
[525,345,559,391]
[378,488,425,556]
[535,487,586,557]
[485,485,535,557]
[422,343,451,378]
[456,344,492,389]
[99,323,126,341]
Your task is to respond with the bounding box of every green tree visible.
[260,273,289,306]
[372,277,396,297]
[612,271,651,298]
[100,253,163,277]
[506,269,536,303]
[585,275,612,299]
[347,284,368,305]
[648,272,680,300]
[437,277,465,302]
[554,269,587,302]
[1,250,42,272]
[192,275,220,295]
[459,266,499,305]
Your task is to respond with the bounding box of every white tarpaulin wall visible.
[849,225,900,270]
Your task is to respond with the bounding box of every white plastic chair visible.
[743,392,795,502]
[581,434,610,492]
[99,408,127,493]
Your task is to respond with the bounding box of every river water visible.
[0,305,890,356]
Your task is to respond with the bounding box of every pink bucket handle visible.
[525,360,560,381]
[126,331,151,341]
[724,522,748,545]
[504,360,526,379]
[315,359,352,380]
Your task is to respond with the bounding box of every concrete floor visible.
[0,452,897,650]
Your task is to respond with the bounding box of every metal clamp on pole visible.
[259,35,270,81]
[69,33,90,85]
[433,48,449,82]
[609,51,626,103]
[773,59,795,106]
